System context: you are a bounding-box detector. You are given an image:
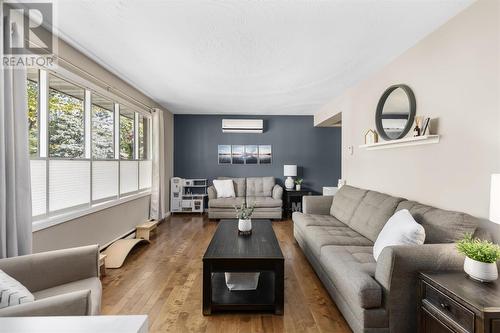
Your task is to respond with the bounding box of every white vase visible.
[238,219,252,232]
[295,184,301,191]
[464,256,498,282]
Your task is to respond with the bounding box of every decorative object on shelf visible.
[170,177,207,213]
[375,84,416,140]
[421,117,431,135]
[224,272,260,291]
[364,129,378,145]
[294,178,303,191]
[456,233,500,282]
[283,164,297,190]
[235,203,255,236]
[217,145,272,165]
[413,116,422,137]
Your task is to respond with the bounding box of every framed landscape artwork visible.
[217,145,272,165]
[217,145,231,164]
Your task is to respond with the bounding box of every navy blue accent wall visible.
[174,115,341,193]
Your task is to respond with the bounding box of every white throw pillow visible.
[0,270,34,309]
[373,209,426,261]
[213,179,236,198]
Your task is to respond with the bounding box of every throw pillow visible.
[213,179,236,198]
[0,270,34,309]
[373,209,426,261]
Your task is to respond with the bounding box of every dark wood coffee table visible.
[202,220,284,315]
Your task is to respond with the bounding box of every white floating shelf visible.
[359,135,440,150]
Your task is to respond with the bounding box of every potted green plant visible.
[295,178,303,191]
[457,234,500,282]
[234,203,255,235]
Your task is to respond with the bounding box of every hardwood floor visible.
[101,214,352,333]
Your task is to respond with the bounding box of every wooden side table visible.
[283,188,318,218]
[418,271,500,333]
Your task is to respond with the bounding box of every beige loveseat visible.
[208,177,283,219]
[0,245,101,317]
[293,185,490,333]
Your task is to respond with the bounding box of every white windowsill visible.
[32,191,152,232]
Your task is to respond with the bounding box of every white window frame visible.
[29,67,153,232]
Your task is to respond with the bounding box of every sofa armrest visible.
[208,186,217,200]
[0,290,91,317]
[302,196,333,215]
[0,245,99,292]
[272,184,283,200]
[374,243,464,332]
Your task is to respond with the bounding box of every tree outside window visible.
[120,108,134,159]
[48,75,85,158]
[92,94,114,159]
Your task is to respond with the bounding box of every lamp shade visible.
[490,174,500,224]
[283,165,297,177]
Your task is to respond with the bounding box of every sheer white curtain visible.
[150,108,166,220]
[0,19,32,258]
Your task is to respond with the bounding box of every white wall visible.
[33,39,174,252]
[315,0,500,235]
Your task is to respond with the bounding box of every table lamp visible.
[490,174,500,224]
[283,165,297,190]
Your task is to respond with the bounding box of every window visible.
[92,94,114,159]
[120,107,134,160]
[48,75,85,158]
[27,68,39,156]
[138,114,151,160]
[27,68,153,226]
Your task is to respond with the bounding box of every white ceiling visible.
[52,0,473,115]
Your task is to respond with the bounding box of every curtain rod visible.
[56,55,156,113]
[21,30,157,112]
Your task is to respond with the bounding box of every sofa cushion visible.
[246,177,275,197]
[397,201,479,243]
[301,225,373,257]
[292,212,346,229]
[320,246,381,309]
[208,197,245,208]
[217,177,246,197]
[246,196,282,208]
[373,209,425,261]
[348,190,405,242]
[330,185,368,224]
[212,179,235,198]
[33,277,101,315]
[0,270,34,309]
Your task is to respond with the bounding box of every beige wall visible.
[33,39,174,252]
[315,0,500,234]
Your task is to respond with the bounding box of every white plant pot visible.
[238,219,252,232]
[464,256,498,282]
[225,272,260,291]
[295,184,301,191]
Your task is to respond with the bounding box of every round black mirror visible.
[375,84,416,140]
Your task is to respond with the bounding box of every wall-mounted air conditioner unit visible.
[222,119,263,133]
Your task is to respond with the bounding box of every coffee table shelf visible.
[210,272,275,312]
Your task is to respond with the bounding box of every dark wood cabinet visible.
[283,188,318,218]
[418,272,500,333]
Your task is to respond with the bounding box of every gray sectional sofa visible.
[293,185,488,333]
[208,176,283,219]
